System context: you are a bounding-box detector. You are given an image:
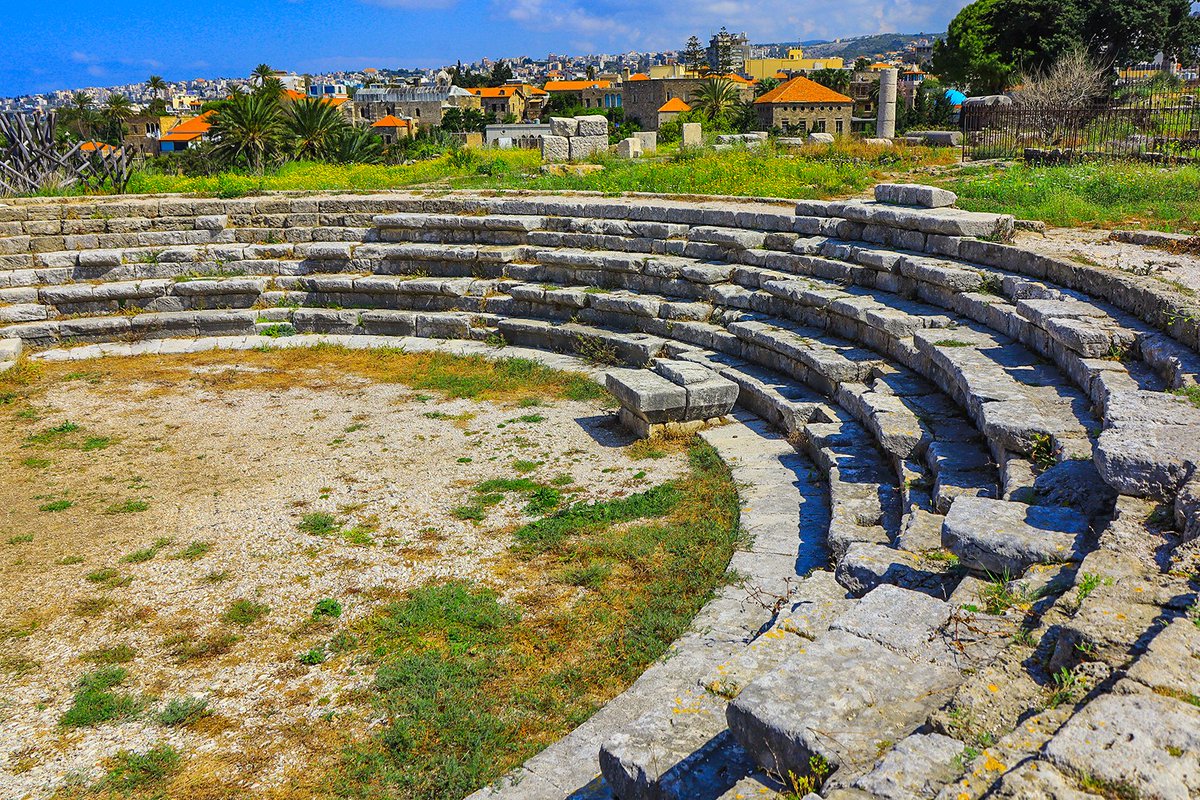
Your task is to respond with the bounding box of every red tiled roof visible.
[371,115,410,128]
[657,97,692,113]
[628,73,649,81]
[543,80,612,92]
[753,76,853,105]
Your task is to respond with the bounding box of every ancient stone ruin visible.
[1,182,1198,799]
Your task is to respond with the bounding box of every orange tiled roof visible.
[371,115,410,128]
[543,80,612,92]
[657,97,692,113]
[283,89,307,101]
[870,62,894,70]
[753,76,853,105]
[80,141,117,153]
[629,72,649,81]
[167,111,213,136]
[723,73,753,84]
[160,132,202,142]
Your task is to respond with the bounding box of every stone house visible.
[624,76,754,131]
[158,111,214,153]
[656,97,691,128]
[346,85,480,128]
[753,76,853,135]
[468,84,548,122]
[122,114,183,158]
[370,115,413,144]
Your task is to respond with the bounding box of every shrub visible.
[222,599,270,627]
[313,598,343,619]
[60,667,144,727]
[157,697,209,726]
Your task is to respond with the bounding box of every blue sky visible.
[2,0,970,97]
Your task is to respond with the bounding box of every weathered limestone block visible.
[904,130,962,146]
[681,123,702,147]
[653,359,738,420]
[193,214,228,231]
[634,131,657,152]
[569,135,609,161]
[615,137,642,159]
[834,542,949,597]
[942,496,1091,575]
[852,733,965,799]
[808,132,836,144]
[726,627,960,781]
[1096,393,1200,500]
[606,368,686,425]
[874,183,958,209]
[549,116,578,137]
[575,114,608,137]
[1045,691,1200,799]
[539,134,569,163]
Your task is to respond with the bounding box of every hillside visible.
[795,32,944,60]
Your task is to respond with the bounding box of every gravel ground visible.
[0,363,687,798]
[1015,227,1200,296]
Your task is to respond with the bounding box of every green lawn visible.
[941,162,1200,231]
[62,141,1200,233]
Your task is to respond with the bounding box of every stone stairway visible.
[3,186,1199,799]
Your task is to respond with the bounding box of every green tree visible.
[209,91,284,172]
[753,77,781,98]
[808,68,851,94]
[252,63,276,84]
[934,0,1198,93]
[61,91,96,140]
[330,126,384,164]
[854,57,872,72]
[683,35,706,77]
[714,27,737,74]
[283,97,349,161]
[100,93,134,144]
[690,77,741,119]
[147,75,167,103]
[488,62,514,86]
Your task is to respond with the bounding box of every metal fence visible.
[960,92,1200,164]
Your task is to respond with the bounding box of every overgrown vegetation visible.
[337,439,739,799]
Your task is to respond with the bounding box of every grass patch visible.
[163,630,240,663]
[172,540,212,560]
[105,499,150,515]
[6,533,33,544]
[98,745,181,792]
[81,644,137,664]
[943,162,1200,232]
[119,537,172,564]
[222,599,270,627]
[313,598,343,619]
[156,697,210,726]
[60,666,145,727]
[39,499,72,513]
[339,438,738,798]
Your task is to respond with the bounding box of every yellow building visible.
[743,48,845,80]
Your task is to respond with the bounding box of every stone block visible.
[906,130,962,146]
[852,733,965,799]
[653,359,738,420]
[549,117,578,137]
[606,367,686,425]
[575,114,608,137]
[808,132,835,144]
[539,134,569,163]
[681,123,702,147]
[615,137,642,159]
[942,496,1091,576]
[874,183,958,209]
[633,131,657,152]
[569,135,609,161]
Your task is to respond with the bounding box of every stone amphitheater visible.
[1,183,1198,800]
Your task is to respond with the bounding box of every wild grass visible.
[96,745,181,792]
[222,599,270,627]
[156,697,210,727]
[15,346,609,408]
[943,162,1200,231]
[119,143,953,200]
[337,438,738,799]
[60,666,145,727]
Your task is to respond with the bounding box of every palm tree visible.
[62,91,96,140]
[330,127,384,164]
[256,76,284,99]
[283,98,349,161]
[100,93,134,145]
[252,63,276,85]
[147,75,167,101]
[209,91,284,172]
[690,77,741,120]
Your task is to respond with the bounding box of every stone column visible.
[877,68,898,140]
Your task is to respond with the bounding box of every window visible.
[835,120,843,133]
[813,119,825,133]
[797,120,807,133]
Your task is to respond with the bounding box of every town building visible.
[623,76,754,131]
[707,30,750,73]
[753,76,853,135]
[347,84,480,127]
[742,49,846,80]
[370,115,412,144]
[158,111,214,153]
[484,122,551,148]
[656,97,691,128]
[121,114,184,158]
[467,84,548,122]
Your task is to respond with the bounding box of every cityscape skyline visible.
[2,0,969,97]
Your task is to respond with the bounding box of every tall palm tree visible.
[61,91,97,140]
[147,75,167,101]
[101,93,134,145]
[690,77,741,120]
[209,91,284,172]
[252,63,276,85]
[283,98,349,161]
